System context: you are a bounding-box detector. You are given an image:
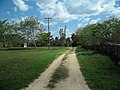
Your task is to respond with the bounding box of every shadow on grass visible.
[0,47,70,51]
[0,47,35,51]
[77,47,120,67]
[80,51,99,56]
[76,47,120,90]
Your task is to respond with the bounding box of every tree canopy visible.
[76,17,120,46]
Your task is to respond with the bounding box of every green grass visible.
[0,47,69,90]
[76,47,120,90]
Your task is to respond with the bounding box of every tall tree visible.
[19,16,45,48]
[59,25,66,46]
[0,20,12,47]
[66,37,71,46]
[36,32,49,46]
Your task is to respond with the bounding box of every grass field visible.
[0,47,69,90]
[76,47,120,90]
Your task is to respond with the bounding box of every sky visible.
[0,0,120,37]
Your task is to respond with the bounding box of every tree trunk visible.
[3,41,5,47]
[33,40,36,49]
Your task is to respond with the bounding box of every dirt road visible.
[52,49,90,90]
[23,49,90,90]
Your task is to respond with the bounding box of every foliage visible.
[77,17,120,45]
[66,37,71,46]
[0,20,12,47]
[59,25,67,46]
[0,16,72,47]
[36,32,49,46]
[19,16,45,47]
[71,33,79,47]
[5,34,24,47]
[0,16,45,48]
[0,20,9,39]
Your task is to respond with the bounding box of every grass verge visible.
[76,47,120,90]
[0,47,69,90]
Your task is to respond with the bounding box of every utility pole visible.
[45,17,52,49]
[64,25,67,46]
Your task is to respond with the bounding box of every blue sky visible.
[0,0,120,37]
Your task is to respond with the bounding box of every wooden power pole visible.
[45,17,52,49]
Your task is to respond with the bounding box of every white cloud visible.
[12,0,29,11]
[53,2,77,23]
[37,0,57,4]
[64,0,116,15]
[66,28,72,37]
[64,0,100,15]
[14,7,17,12]
[89,18,101,24]
[36,0,77,23]
[78,17,90,27]
[36,0,116,24]
[57,26,72,37]
[20,16,28,21]
[11,16,29,23]
[36,0,57,17]
[78,17,101,28]
[6,11,10,15]
[78,23,82,28]
[102,1,115,12]
[82,18,90,24]
[111,7,120,18]
[40,20,47,26]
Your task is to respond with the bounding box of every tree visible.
[5,34,25,47]
[36,32,49,46]
[110,18,120,43]
[54,37,59,46]
[71,33,79,47]
[19,16,45,48]
[66,37,71,46]
[59,25,66,46]
[0,20,12,47]
[76,17,120,46]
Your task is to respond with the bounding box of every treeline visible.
[75,17,120,46]
[74,17,120,65]
[0,16,71,48]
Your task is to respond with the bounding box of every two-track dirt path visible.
[23,48,90,90]
[52,48,90,90]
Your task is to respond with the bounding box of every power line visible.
[45,17,52,49]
